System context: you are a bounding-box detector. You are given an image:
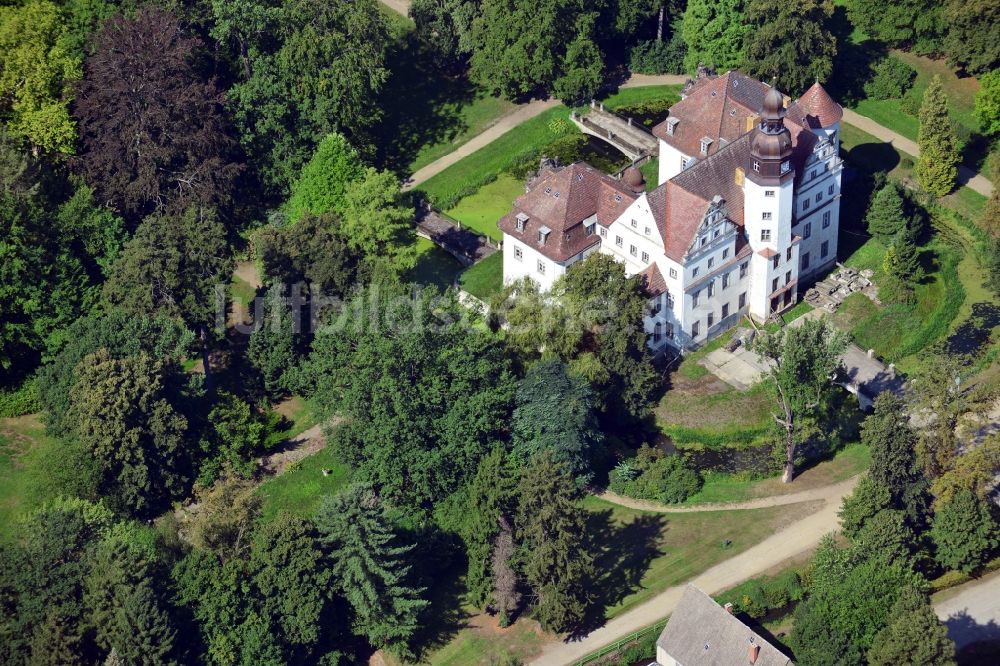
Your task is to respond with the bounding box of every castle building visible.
[498,70,844,352]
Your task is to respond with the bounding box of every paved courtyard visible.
[700,310,906,407]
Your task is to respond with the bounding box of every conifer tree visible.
[461,447,518,610]
[931,488,1000,573]
[889,224,923,283]
[315,484,428,654]
[111,582,178,666]
[516,452,596,633]
[491,517,521,627]
[866,183,907,245]
[867,586,956,666]
[862,392,931,527]
[916,76,959,196]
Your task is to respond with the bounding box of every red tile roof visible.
[497,163,638,263]
[792,82,843,128]
[652,71,770,158]
[637,263,667,297]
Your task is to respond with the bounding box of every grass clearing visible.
[584,496,825,619]
[459,252,503,301]
[444,173,523,241]
[265,396,320,449]
[657,379,775,450]
[417,106,576,209]
[408,93,518,174]
[408,237,465,291]
[257,445,350,522]
[600,85,683,111]
[685,444,870,505]
[851,50,980,144]
[0,415,98,540]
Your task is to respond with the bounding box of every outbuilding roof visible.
[657,585,793,666]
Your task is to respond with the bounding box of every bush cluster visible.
[715,570,804,619]
[609,444,702,504]
[863,56,917,101]
[0,379,40,418]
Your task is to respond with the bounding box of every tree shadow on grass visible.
[845,142,901,175]
[572,509,665,637]
[373,32,481,176]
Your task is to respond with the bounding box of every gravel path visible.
[934,569,1000,649]
[597,475,860,513]
[529,479,857,665]
[842,108,993,197]
[378,0,410,16]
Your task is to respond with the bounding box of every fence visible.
[570,617,668,666]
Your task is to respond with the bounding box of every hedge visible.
[0,379,40,418]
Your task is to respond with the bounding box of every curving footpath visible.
[842,108,993,197]
[530,475,859,666]
[597,475,860,513]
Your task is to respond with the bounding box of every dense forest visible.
[1,0,1000,664]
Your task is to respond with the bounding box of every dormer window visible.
[753,160,760,172]
[666,117,679,136]
[515,212,528,232]
[538,225,551,244]
[700,137,713,155]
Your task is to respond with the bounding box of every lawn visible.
[600,85,683,112]
[408,94,518,174]
[398,495,824,664]
[264,395,320,449]
[836,236,964,367]
[583,496,825,619]
[459,252,503,301]
[657,379,776,450]
[0,415,98,540]
[684,444,870,505]
[444,173,523,241]
[640,158,660,190]
[850,50,981,145]
[256,444,350,522]
[407,237,465,291]
[416,106,577,209]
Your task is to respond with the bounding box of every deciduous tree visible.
[0,1,80,154]
[74,7,240,223]
[256,212,361,296]
[742,0,837,96]
[681,0,748,73]
[974,69,1000,136]
[284,132,364,224]
[916,76,959,197]
[68,349,190,517]
[944,0,1000,76]
[843,0,943,54]
[753,317,847,482]
[102,206,233,335]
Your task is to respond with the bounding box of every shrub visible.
[629,35,686,75]
[610,444,703,503]
[863,56,917,100]
[716,570,804,619]
[0,379,40,417]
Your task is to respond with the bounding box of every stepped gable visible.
[498,162,638,262]
[652,71,771,158]
[789,81,843,129]
[637,263,667,297]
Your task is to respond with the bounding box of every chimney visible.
[724,602,734,614]
[748,644,760,664]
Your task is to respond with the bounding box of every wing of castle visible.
[499,70,844,352]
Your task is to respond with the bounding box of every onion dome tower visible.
[621,165,646,193]
[748,87,794,185]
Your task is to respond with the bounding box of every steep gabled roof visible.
[497,163,638,263]
[637,263,667,297]
[646,180,710,264]
[652,71,770,158]
[657,585,794,666]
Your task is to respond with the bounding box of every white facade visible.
[500,87,843,354]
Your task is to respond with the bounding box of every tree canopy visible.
[743,0,837,95]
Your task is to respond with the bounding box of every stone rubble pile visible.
[804,264,880,312]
